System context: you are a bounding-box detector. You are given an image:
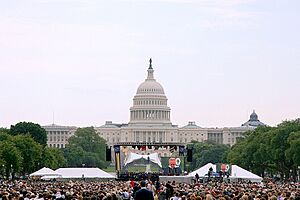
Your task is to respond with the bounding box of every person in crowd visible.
[166,181,174,199]
[170,192,179,200]
[134,180,154,200]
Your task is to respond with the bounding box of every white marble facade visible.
[44,60,264,150]
[95,61,262,148]
[43,124,77,148]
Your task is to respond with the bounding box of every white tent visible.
[124,152,162,167]
[188,163,216,177]
[230,165,263,182]
[55,168,114,179]
[41,175,62,180]
[188,163,262,182]
[30,167,61,177]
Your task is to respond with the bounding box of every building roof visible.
[181,121,201,129]
[99,121,126,128]
[242,110,266,127]
[42,124,77,130]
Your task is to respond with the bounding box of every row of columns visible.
[130,110,170,121]
[134,99,167,106]
[134,131,165,143]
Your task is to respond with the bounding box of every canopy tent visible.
[188,163,216,177]
[41,175,62,180]
[188,163,262,183]
[30,167,61,177]
[124,152,162,168]
[230,165,262,182]
[55,168,114,179]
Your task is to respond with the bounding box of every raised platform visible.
[159,175,193,184]
[113,142,187,146]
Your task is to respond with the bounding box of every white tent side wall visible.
[230,165,263,182]
[187,163,263,182]
[55,168,114,179]
[188,163,216,177]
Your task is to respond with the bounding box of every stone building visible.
[43,60,266,150]
[43,124,77,148]
[94,60,266,155]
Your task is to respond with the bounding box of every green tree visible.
[285,130,300,180]
[227,137,248,167]
[268,120,300,178]
[189,141,230,171]
[64,127,107,168]
[63,146,85,167]
[286,131,300,166]
[10,122,47,145]
[13,134,43,175]
[227,126,278,177]
[0,158,5,178]
[0,141,22,179]
[227,119,300,180]
[0,132,12,142]
[82,152,103,167]
[0,128,10,134]
[41,147,66,169]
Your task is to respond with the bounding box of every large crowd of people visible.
[0,178,299,200]
[118,172,160,182]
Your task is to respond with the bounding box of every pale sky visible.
[0,0,299,128]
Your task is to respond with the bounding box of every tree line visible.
[0,122,108,179]
[1,119,299,180]
[227,119,300,179]
[189,119,300,180]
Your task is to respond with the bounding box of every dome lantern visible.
[147,58,154,80]
[250,110,258,121]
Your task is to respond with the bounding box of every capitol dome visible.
[129,59,171,126]
[136,59,165,95]
[136,80,165,95]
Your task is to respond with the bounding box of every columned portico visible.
[133,130,166,143]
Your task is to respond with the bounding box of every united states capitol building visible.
[43,60,266,151]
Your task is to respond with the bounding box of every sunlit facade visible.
[95,61,265,151]
[44,60,265,150]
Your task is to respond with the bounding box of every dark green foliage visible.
[0,123,66,178]
[63,127,108,168]
[227,119,300,179]
[0,140,22,178]
[41,147,66,170]
[10,122,47,145]
[0,132,12,141]
[0,128,10,134]
[63,146,85,167]
[286,131,300,165]
[12,135,43,175]
[189,141,230,171]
